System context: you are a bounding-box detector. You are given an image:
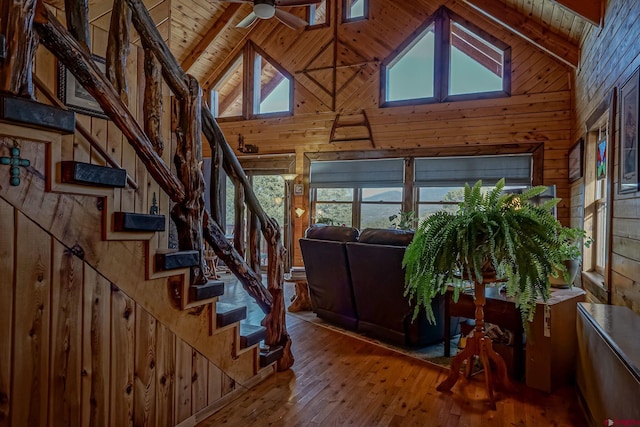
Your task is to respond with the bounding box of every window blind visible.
[309,159,404,188]
[414,154,532,187]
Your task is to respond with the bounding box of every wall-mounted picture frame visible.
[568,137,584,183]
[619,68,639,193]
[293,183,304,196]
[57,55,109,120]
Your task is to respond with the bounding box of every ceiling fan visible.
[222,0,321,30]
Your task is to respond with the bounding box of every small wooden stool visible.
[285,275,312,312]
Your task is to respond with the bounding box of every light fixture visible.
[254,3,275,19]
[274,196,283,206]
[295,207,305,218]
[281,173,297,182]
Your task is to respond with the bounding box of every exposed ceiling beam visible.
[180,3,242,73]
[463,0,579,69]
[550,0,602,26]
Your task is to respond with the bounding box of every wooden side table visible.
[285,275,312,312]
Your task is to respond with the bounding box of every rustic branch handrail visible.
[33,2,186,203]
[125,0,189,99]
[33,75,139,190]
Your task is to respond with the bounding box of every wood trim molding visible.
[551,0,602,26]
[462,0,579,68]
[304,142,543,162]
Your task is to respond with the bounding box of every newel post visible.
[171,75,208,286]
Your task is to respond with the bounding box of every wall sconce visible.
[281,173,297,182]
[274,196,283,206]
[295,207,305,218]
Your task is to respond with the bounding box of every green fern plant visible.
[403,179,565,324]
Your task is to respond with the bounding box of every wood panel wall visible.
[573,0,640,313]
[206,0,574,266]
[0,198,240,426]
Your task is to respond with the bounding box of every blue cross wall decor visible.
[0,146,30,186]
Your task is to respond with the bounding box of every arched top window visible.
[381,6,511,107]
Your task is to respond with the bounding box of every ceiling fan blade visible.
[274,8,309,30]
[236,12,259,28]
[276,0,320,6]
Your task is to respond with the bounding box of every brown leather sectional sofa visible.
[299,225,448,347]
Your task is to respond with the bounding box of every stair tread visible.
[155,250,199,271]
[190,280,224,302]
[0,94,75,134]
[216,302,247,327]
[239,323,266,349]
[60,161,127,188]
[259,345,284,368]
[114,212,165,232]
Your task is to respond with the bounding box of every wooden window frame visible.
[342,0,368,23]
[307,0,330,29]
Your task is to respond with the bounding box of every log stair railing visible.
[27,0,293,370]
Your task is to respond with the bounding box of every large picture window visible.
[309,155,531,228]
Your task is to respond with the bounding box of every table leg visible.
[444,291,451,357]
[437,279,515,410]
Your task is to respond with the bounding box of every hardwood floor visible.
[198,309,586,426]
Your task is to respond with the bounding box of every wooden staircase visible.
[1,0,292,422]
[0,118,279,424]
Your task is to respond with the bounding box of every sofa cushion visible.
[346,241,444,346]
[358,228,414,246]
[305,225,359,242]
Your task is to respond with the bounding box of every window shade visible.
[310,159,404,188]
[414,154,531,187]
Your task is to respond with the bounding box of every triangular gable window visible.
[254,50,292,115]
[381,6,510,107]
[210,42,293,120]
[211,54,244,118]
[307,0,328,27]
[386,23,436,102]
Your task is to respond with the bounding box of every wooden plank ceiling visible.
[170,0,595,89]
[42,0,596,92]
